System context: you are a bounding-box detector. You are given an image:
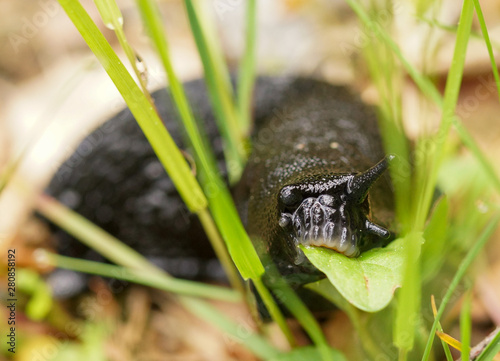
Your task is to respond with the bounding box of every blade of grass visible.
[421,213,500,361]
[193,0,234,106]
[137,0,304,339]
[270,279,332,361]
[252,278,296,347]
[361,9,412,227]
[460,291,472,361]
[413,0,474,229]
[94,0,155,106]
[184,0,245,182]
[306,279,387,359]
[472,0,500,101]
[431,295,455,361]
[38,194,163,274]
[237,0,257,137]
[394,232,422,359]
[43,252,240,302]
[261,260,332,361]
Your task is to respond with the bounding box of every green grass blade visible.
[252,278,296,346]
[44,253,240,302]
[394,232,422,357]
[193,0,234,103]
[270,346,348,361]
[441,339,455,361]
[263,263,332,361]
[237,0,257,136]
[184,0,245,182]
[306,279,386,359]
[460,291,472,361]
[94,0,154,104]
[421,213,500,361]
[413,0,474,230]
[135,0,216,181]
[57,0,207,214]
[472,0,500,101]
[432,297,455,361]
[93,0,123,29]
[38,195,164,274]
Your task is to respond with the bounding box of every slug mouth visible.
[277,156,394,258]
[279,195,362,257]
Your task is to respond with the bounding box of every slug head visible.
[278,156,394,258]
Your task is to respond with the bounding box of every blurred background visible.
[1,0,500,360]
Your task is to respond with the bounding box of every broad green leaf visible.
[269,346,348,361]
[301,237,407,312]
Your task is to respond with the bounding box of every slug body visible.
[47,77,394,294]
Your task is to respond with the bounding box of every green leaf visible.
[46,253,240,302]
[269,346,348,361]
[301,237,407,312]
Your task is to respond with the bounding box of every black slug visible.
[46,76,394,295]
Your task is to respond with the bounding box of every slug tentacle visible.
[347,154,395,203]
